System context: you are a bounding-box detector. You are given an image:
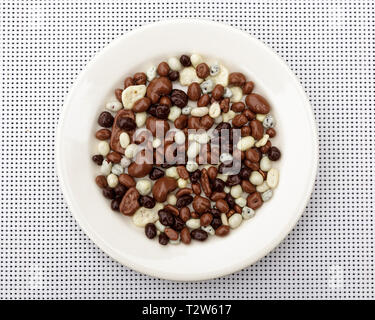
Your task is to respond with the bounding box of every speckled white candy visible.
[242,206,255,220]
[263,114,275,128]
[200,80,214,94]
[120,157,131,168]
[261,189,273,202]
[181,105,192,115]
[209,64,229,86]
[121,85,146,110]
[111,164,123,175]
[209,64,220,76]
[201,225,215,235]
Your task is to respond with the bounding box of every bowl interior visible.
[56,20,317,281]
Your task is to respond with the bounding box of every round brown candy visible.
[196,63,210,78]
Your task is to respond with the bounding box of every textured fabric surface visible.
[1,0,374,299]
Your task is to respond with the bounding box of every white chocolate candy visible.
[209,102,221,118]
[235,197,247,208]
[230,185,243,199]
[136,179,152,196]
[179,67,203,86]
[124,143,138,159]
[237,136,255,151]
[132,203,163,227]
[228,213,242,229]
[121,85,146,110]
[256,181,270,193]
[97,141,110,156]
[250,171,264,186]
[255,134,269,147]
[221,213,229,226]
[174,130,186,145]
[167,194,177,205]
[230,86,243,103]
[135,112,147,127]
[186,160,199,172]
[178,178,188,188]
[260,156,272,172]
[191,106,209,117]
[119,132,130,149]
[187,141,200,159]
[266,168,279,189]
[146,65,157,81]
[166,166,179,179]
[107,173,118,188]
[190,54,203,67]
[222,110,236,122]
[152,138,161,149]
[168,106,181,121]
[105,100,122,112]
[168,57,182,71]
[186,218,200,229]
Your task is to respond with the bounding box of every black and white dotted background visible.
[1,0,374,299]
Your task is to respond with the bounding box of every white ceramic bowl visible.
[56,19,318,281]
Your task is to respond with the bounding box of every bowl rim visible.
[55,18,319,281]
